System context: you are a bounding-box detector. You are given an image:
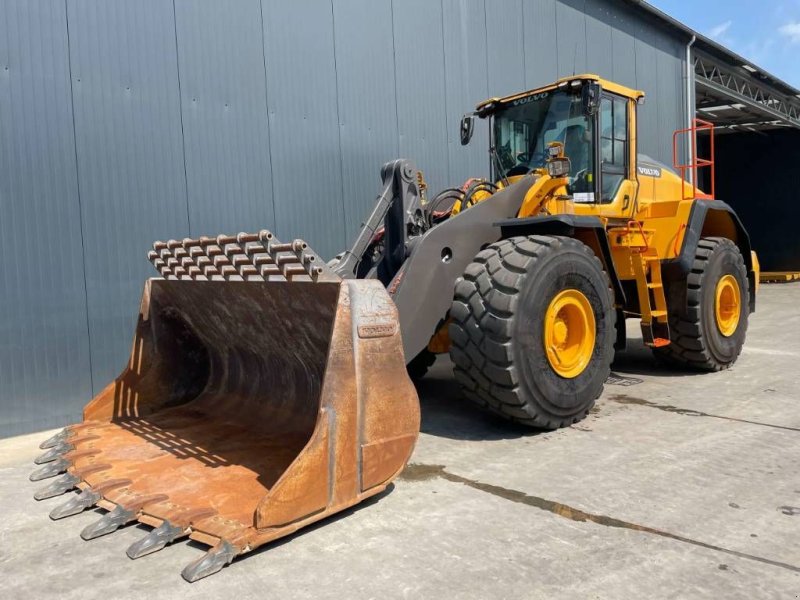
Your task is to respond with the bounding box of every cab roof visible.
[475,74,645,116]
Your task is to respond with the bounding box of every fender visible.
[662,200,755,312]
[497,214,626,306]
[496,214,627,351]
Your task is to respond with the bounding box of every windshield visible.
[492,90,594,192]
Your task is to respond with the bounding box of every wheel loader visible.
[30,75,756,580]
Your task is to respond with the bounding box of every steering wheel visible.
[569,169,592,194]
[505,151,549,178]
[528,151,547,168]
[506,164,533,177]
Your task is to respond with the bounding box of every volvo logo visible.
[512,92,549,106]
[637,165,662,178]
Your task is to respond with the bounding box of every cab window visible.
[492,91,594,193]
[599,95,628,203]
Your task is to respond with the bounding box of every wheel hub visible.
[543,289,596,379]
[715,274,741,337]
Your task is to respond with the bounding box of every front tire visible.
[449,235,615,429]
[654,237,748,370]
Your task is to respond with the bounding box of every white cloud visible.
[708,20,733,39]
[779,21,800,43]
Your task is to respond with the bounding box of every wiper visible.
[490,146,510,187]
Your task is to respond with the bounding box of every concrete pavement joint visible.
[609,394,800,433]
[401,463,800,574]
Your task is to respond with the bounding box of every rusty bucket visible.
[30,232,419,581]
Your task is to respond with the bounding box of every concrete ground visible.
[3,285,799,599]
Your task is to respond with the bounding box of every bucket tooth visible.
[34,473,80,500]
[80,505,136,540]
[49,488,101,520]
[126,520,186,559]
[181,540,237,583]
[30,457,69,482]
[34,443,74,465]
[39,428,71,450]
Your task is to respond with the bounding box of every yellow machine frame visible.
[456,74,757,347]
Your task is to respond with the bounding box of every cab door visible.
[597,93,637,218]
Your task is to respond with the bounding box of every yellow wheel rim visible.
[715,274,741,337]
[543,289,596,379]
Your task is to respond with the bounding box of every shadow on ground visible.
[416,332,701,442]
[611,334,703,378]
[194,484,396,567]
[415,359,537,442]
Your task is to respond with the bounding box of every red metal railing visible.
[673,118,715,200]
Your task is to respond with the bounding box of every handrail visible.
[673,118,715,200]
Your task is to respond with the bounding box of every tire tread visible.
[449,235,614,428]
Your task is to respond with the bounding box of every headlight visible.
[547,157,571,178]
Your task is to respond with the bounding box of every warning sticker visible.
[573,192,595,203]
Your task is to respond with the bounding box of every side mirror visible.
[582,83,601,116]
[460,114,475,146]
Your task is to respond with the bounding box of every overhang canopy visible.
[627,1,800,133]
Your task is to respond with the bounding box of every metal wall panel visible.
[174,0,275,237]
[0,1,92,436]
[261,0,345,259]
[67,0,190,387]
[392,0,450,194]
[608,2,637,89]
[524,0,559,88]
[633,20,660,159]
[556,0,588,77]
[485,0,525,98]
[584,0,614,79]
[633,16,686,162]
[655,30,685,164]
[0,0,694,437]
[332,0,400,243]
[442,0,490,184]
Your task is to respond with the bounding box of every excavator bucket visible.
[30,231,419,581]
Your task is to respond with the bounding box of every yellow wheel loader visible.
[30,75,756,580]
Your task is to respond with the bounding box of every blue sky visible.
[649,0,800,87]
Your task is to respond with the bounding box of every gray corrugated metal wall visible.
[0,0,688,437]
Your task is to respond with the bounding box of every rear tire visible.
[449,235,615,429]
[654,237,748,370]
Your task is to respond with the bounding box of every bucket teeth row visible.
[34,472,80,500]
[81,505,136,540]
[39,428,71,450]
[30,457,69,482]
[148,230,334,282]
[181,540,237,583]
[34,442,74,465]
[49,488,101,520]
[35,473,236,579]
[126,520,187,559]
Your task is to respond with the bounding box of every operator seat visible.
[562,124,588,170]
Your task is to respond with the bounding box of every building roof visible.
[625,0,800,130]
